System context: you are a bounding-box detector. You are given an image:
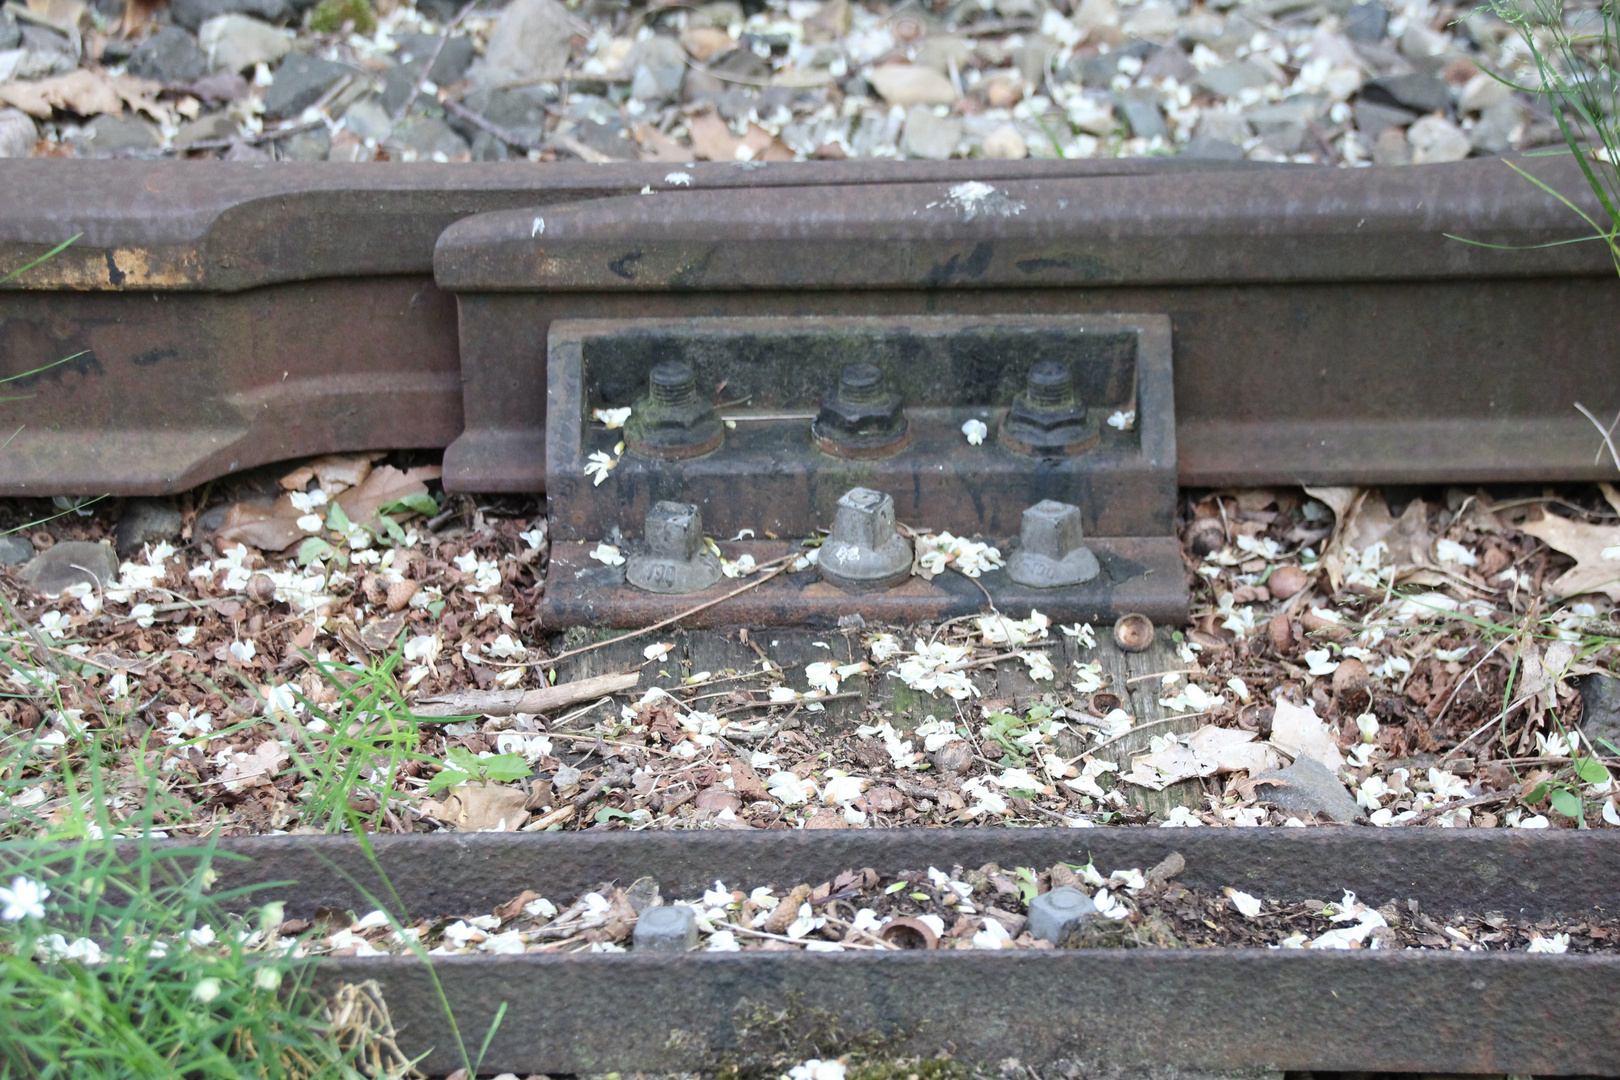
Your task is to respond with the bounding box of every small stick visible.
[543,556,798,666]
[1407,791,1513,826]
[719,922,882,950]
[390,0,482,129]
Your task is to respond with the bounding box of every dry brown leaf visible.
[336,464,442,530]
[217,741,288,792]
[213,497,309,553]
[632,121,692,163]
[687,111,740,160]
[1519,512,1620,601]
[279,453,380,494]
[421,781,530,832]
[740,121,793,161]
[0,70,164,120]
[1268,699,1344,771]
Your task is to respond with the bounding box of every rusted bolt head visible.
[1112,613,1154,652]
[627,501,722,595]
[818,487,913,591]
[1001,360,1098,457]
[1007,499,1100,588]
[879,916,938,950]
[812,363,909,459]
[624,361,723,460]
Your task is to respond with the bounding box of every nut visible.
[817,487,913,591]
[812,363,909,458]
[1185,517,1227,557]
[879,917,938,950]
[1268,565,1309,597]
[1000,359,1099,457]
[246,573,277,605]
[1007,499,1100,588]
[362,572,388,606]
[1088,691,1122,717]
[623,361,723,460]
[385,579,420,612]
[1112,613,1154,652]
[932,741,974,774]
[1268,611,1295,654]
[626,501,723,595]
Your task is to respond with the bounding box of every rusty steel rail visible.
[19,827,1608,1076]
[0,156,1615,497]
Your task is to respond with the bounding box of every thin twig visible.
[543,556,798,666]
[391,0,482,129]
[1407,791,1514,826]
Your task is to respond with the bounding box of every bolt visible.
[1007,499,1100,588]
[817,487,914,592]
[626,501,723,594]
[632,904,698,952]
[623,360,724,460]
[1000,359,1099,457]
[812,363,909,459]
[1026,886,1099,945]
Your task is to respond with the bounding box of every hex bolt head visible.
[632,904,698,952]
[1007,499,1100,588]
[812,363,909,459]
[623,360,724,460]
[818,487,914,591]
[1000,359,1099,457]
[1026,886,1099,945]
[627,501,723,594]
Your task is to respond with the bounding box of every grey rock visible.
[627,34,686,106]
[0,534,32,567]
[413,0,459,20]
[0,11,18,51]
[0,108,37,157]
[573,118,637,159]
[1459,72,1510,113]
[915,34,972,75]
[472,0,572,84]
[1027,887,1100,944]
[633,904,698,952]
[1118,91,1167,140]
[384,115,469,160]
[114,499,182,557]
[223,140,271,160]
[1253,754,1364,823]
[20,541,119,596]
[128,26,209,84]
[379,62,436,116]
[1372,124,1412,164]
[1353,98,1418,139]
[277,124,331,159]
[1408,113,1469,163]
[1065,52,1120,88]
[391,32,476,85]
[1343,1,1389,42]
[169,0,294,33]
[1254,121,1307,155]
[339,97,394,141]
[1194,110,1252,145]
[681,66,725,106]
[198,14,291,73]
[1181,134,1247,160]
[1469,97,1528,154]
[469,129,510,160]
[454,84,555,142]
[1138,43,1196,84]
[174,112,239,145]
[900,104,963,159]
[1362,73,1450,114]
[1244,94,1325,134]
[72,116,163,157]
[263,53,352,120]
[20,24,71,54]
[1579,673,1620,754]
[1195,60,1273,100]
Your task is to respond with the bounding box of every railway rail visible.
[3,154,1619,1075]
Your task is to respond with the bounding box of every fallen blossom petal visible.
[961,418,988,445]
